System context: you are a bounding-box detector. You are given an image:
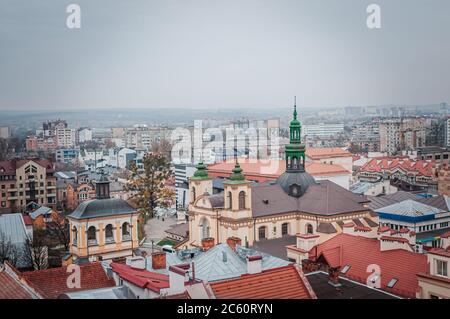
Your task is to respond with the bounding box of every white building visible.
[446,118,450,147]
[0,126,11,139]
[56,128,76,148]
[303,123,344,138]
[78,128,93,143]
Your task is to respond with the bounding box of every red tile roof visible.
[0,272,33,299]
[306,147,353,159]
[360,157,435,177]
[209,265,316,299]
[110,262,169,292]
[207,159,349,182]
[309,233,428,298]
[22,214,33,226]
[20,262,114,299]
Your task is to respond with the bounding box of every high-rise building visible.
[379,118,426,155]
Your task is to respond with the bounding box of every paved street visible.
[143,214,177,246]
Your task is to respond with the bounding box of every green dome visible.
[228,163,245,181]
[192,162,209,180]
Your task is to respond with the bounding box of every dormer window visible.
[387,278,398,288]
[341,265,351,274]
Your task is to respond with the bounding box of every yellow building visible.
[67,174,139,262]
[187,105,378,249]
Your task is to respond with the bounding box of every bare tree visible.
[0,231,20,267]
[23,229,49,270]
[46,212,70,251]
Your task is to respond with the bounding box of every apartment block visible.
[0,159,57,212]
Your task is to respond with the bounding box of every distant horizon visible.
[0,102,448,113]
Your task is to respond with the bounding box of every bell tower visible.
[285,97,306,172]
[188,162,213,205]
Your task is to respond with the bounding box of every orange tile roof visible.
[20,262,115,299]
[309,234,428,298]
[306,148,352,159]
[110,262,169,292]
[209,265,316,299]
[360,157,435,177]
[0,272,33,299]
[207,159,348,181]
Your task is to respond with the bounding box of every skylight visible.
[387,278,398,288]
[341,265,351,274]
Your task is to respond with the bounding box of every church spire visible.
[285,98,306,172]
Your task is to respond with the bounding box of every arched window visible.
[282,223,289,236]
[238,191,246,210]
[306,223,314,234]
[72,226,78,245]
[122,222,131,241]
[227,191,232,210]
[87,226,97,246]
[258,226,267,240]
[192,187,196,202]
[200,217,210,239]
[105,224,114,243]
[292,157,298,169]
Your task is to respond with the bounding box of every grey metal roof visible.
[145,243,290,282]
[350,181,374,194]
[251,180,369,217]
[367,191,419,210]
[418,195,450,212]
[251,236,297,260]
[0,213,30,268]
[277,171,316,197]
[0,213,28,244]
[54,171,77,179]
[375,199,442,217]
[68,198,136,220]
[30,206,52,219]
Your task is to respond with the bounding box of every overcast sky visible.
[0,0,449,110]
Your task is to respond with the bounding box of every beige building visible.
[417,233,450,299]
[0,159,57,212]
[67,175,139,262]
[187,106,378,248]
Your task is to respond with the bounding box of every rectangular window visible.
[387,278,398,288]
[436,260,448,277]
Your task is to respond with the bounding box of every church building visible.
[67,174,139,262]
[188,103,379,248]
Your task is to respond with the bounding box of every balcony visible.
[122,234,132,241]
[87,239,98,246]
[105,237,115,244]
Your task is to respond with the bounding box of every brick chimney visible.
[296,233,320,251]
[328,267,341,287]
[152,251,166,269]
[226,237,242,251]
[201,237,215,251]
[246,255,262,274]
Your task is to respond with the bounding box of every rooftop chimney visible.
[168,264,190,295]
[151,251,166,270]
[201,237,215,251]
[328,267,341,287]
[296,233,320,252]
[126,256,146,269]
[246,255,262,274]
[226,236,242,251]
